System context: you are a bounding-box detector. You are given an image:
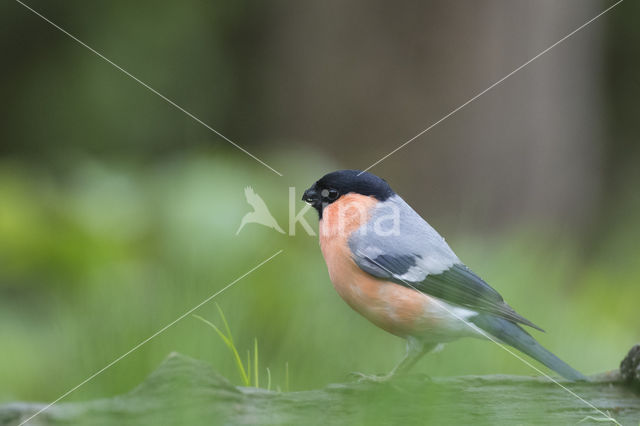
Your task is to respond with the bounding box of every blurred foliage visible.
[0,153,638,404]
[0,2,639,421]
[0,0,266,161]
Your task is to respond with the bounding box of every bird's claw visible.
[348,371,393,383]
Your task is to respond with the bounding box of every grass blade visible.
[254,337,259,388]
[266,367,272,391]
[215,303,234,346]
[285,361,289,392]
[193,314,249,386]
[247,350,251,386]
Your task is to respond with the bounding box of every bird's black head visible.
[302,170,395,218]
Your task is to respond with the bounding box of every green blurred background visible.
[0,0,638,405]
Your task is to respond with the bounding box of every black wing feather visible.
[359,254,544,331]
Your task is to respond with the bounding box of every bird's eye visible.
[320,188,340,201]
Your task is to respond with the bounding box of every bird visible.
[236,186,285,235]
[302,169,586,381]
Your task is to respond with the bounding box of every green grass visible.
[194,304,287,391]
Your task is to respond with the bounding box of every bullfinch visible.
[302,170,585,381]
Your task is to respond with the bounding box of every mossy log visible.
[2,346,639,425]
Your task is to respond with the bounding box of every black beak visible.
[302,187,319,204]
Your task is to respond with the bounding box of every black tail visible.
[471,315,587,381]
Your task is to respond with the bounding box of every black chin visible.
[302,199,322,218]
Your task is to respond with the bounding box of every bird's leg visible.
[389,338,435,377]
[350,337,436,382]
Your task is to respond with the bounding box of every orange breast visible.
[319,194,435,337]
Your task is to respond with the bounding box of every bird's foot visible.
[348,371,394,383]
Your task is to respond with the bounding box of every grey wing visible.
[349,195,543,331]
